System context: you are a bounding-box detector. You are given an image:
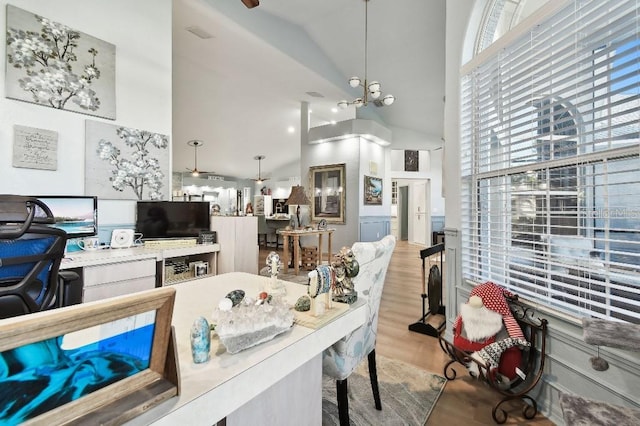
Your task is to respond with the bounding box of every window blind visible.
[461,0,640,322]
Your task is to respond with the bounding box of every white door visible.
[412,181,430,245]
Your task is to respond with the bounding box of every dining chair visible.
[322,234,396,425]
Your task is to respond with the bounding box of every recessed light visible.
[287,126,295,133]
[331,108,338,113]
[330,120,336,125]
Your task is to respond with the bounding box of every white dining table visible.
[127,272,366,426]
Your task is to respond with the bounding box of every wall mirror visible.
[309,163,346,224]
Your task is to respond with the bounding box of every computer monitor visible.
[35,196,98,238]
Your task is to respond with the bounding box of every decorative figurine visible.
[331,247,360,304]
[266,251,286,295]
[307,265,334,316]
[190,316,211,364]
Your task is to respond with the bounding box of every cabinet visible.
[210,216,258,274]
[161,245,219,285]
[60,244,220,302]
[83,258,156,302]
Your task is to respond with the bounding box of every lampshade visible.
[349,76,361,88]
[285,185,310,206]
[368,81,380,92]
[382,94,395,106]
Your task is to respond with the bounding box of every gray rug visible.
[322,356,446,426]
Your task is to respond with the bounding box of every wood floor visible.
[260,240,555,425]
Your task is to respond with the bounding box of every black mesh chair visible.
[0,195,81,319]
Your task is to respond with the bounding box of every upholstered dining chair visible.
[323,234,396,426]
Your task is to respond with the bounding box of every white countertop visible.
[60,244,220,269]
[128,272,366,425]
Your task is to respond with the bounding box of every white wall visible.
[0,0,172,227]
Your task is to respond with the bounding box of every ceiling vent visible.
[306,91,325,98]
[186,26,213,40]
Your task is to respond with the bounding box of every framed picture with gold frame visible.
[0,287,178,425]
[309,163,346,224]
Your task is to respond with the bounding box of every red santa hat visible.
[454,282,524,340]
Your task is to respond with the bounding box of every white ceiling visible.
[172,0,446,181]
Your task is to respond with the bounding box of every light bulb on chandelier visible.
[337,1,394,110]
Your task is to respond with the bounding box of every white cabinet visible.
[61,244,220,302]
[210,216,258,274]
[83,258,156,302]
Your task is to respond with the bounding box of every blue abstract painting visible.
[0,312,155,424]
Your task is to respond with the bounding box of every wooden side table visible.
[278,228,334,275]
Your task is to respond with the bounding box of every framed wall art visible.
[5,5,116,120]
[85,120,170,200]
[0,287,178,425]
[404,150,419,172]
[309,163,346,224]
[364,175,383,205]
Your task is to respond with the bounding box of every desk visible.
[278,228,335,275]
[128,272,366,425]
[59,245,220,302]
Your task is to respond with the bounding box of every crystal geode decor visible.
[214,298,294,354]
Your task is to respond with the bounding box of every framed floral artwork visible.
[85,120,170,200]
[5,5,116,119]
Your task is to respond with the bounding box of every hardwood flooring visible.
[259,240,555,425]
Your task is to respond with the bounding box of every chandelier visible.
[338,0,394,109]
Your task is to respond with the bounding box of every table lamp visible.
[285,185,310,228]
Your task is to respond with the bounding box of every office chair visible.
[0,195,81,319]
[323,235,396,425]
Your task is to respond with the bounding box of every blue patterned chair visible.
[322,234,396,425]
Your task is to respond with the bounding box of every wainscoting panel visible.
[359,216,391,242]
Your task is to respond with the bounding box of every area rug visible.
[322,355,446,426]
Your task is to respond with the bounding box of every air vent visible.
[186,26,213,39]
[306,91,325,98]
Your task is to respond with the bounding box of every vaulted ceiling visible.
[172,0,446,181]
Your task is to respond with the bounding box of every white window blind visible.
[461,0,640,322]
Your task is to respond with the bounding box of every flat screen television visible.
[35,196,98,238]
[136,201,210,239]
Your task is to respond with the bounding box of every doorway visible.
[399,186,409,240]
[411,181,430,245]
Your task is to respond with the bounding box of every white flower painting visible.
[85,120,170,200]
[5,5,116,119]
